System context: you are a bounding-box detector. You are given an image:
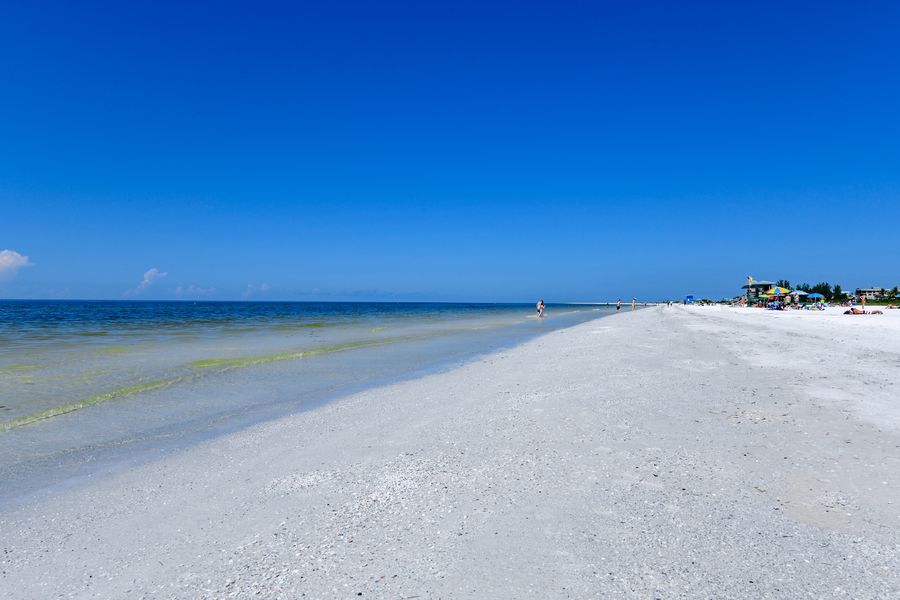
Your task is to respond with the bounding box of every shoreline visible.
[2,306,899,597]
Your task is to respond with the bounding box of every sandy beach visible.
[3,305,900,598]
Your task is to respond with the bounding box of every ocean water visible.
[0,300,611,505]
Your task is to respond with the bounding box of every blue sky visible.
[1,1,898,301]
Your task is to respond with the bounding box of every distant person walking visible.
[616,299,622,312]
[631,298,637,311]
[536,299,545,318]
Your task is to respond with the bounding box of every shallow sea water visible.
[0,301,611,505]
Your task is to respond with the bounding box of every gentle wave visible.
[0,379,177,432]
[189,338,397,370]
[0,364,41,374]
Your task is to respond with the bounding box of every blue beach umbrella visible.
[808,293,824,299]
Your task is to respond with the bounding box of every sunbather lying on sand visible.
[845,307,884,315]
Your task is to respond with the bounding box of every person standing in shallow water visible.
[616,299,622,312]
[536,299,545,318]
[631,298,637,311]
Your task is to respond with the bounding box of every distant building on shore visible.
[856,287,886,300]
[740,281,896,304]
[741,279,773,303]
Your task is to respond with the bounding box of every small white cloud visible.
[175,284,215,297]
[0,249,33,281]
[124,267,168,297]
[241,282,270,299]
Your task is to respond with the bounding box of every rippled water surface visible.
[0,300,611,504]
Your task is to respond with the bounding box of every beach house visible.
[741,280,774,303]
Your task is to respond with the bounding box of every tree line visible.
[774,280,900,302]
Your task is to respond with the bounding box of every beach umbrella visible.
[765,286,791,296]
[808,293,824,299]
[791,290,808,296]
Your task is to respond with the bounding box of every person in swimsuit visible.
[845,307,883,315]
[631,297,637,311]
[536,299,545,318]
[616,299,621,312]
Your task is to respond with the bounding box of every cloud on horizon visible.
[124,267,168,297]
[175,284,215,297]
[0,249,33,281]
[241,282,269,299]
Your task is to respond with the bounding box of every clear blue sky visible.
[1,1,898,301]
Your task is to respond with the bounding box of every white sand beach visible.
[3,306,900,598]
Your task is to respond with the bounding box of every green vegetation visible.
[792,281,845,302]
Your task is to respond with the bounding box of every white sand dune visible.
[2,306,900,598]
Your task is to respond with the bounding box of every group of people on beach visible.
[754,293,889,315]
[535,297,637,319]
[615,298,637,312]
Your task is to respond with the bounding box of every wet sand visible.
[2,305,899,598]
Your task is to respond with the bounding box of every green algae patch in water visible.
[0,364,40,385]
[0,379,177,432]
[189,339,395,371]
[2,335,420,431]
[270,321,341,331]
[72,368,110,387]
[0,364,40,374]
[94,345,131,356]
[189,352,304,369]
